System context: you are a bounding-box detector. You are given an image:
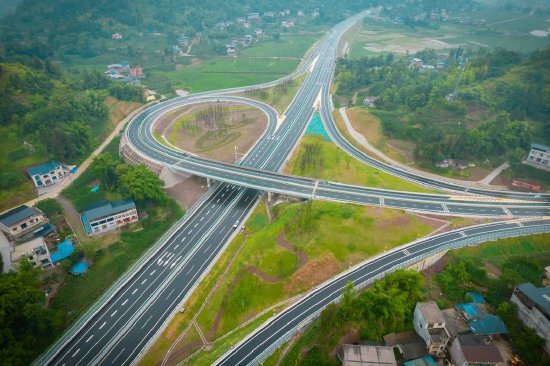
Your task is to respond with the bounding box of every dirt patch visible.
[165,340,203,366]
[386,139,416,162]
[164,175,209,211]
[285,253,341,294]
[347,108,383,146]
[247,265,280,283]
[207,307,224,340]
[422,255,448,301]
[276,232,308,268]
[412,214,448,232]
[330,328,360,358]
[484,261,502,279]
[104,96,142,126]
[160,101,268,163]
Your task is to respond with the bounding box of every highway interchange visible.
[38,11,549,366]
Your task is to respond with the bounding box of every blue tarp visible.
[467,291,486,304]
[90,185,100,193]
[470,315,509,335]
[456,303,485,319]
[50,239,74,263]
[305,113,331,141]
[404,356,437,366]
[70,261,90,275]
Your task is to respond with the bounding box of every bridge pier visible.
[267,191,273,201]
[207,177,212,188]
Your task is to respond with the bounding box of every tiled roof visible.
[83,199,136,222]
[0,205,41,227]
[27,161,62,176]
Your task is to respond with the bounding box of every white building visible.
[27,161,70,189]
[510,283,550,353]
[526,143,550,171]
[81,199,138,236]
[11,237,52,269]
[0,205,47,240]
[413,302,451,356]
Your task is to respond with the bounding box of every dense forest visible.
[335,47,550,165]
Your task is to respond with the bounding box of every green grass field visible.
[150,57,300,93]
[286,135,438,193]
[350,12,550,59]
[140,199,436,365]
[239,34,319,58]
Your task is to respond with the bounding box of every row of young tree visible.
[335,47,550,163]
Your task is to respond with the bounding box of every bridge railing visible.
[223,224,550,366]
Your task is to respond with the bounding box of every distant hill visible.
[0,0,369,61]
[0,0,22,17]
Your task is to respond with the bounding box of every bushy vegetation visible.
[335,47,550,165]
[434,234,550,366]
[281,271,424,366]
[0,261,63,366]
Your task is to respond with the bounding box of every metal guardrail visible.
[32,188,217,366]
[223,224,550,366]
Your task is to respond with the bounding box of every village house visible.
[11,236,52,269]
[363,96,378,108]
[449,335,504,366]
[410,58,424,68]
[226,43,237,56]
[510,283,550,353]
[281,20,294,28]
[247,13,260,22]
[525,142,550,171]
[27,161,70,189]
[254,28,263,36]
[236,17,246,23]
[263,11,275,17]
[81,199,138,237]
[312,9,320,18]
[178,35,189,47]
[111,32,123,40]
[413,302,451,356]
[0,205,47,240]
[129,66,144,78]
[338,344,397,366]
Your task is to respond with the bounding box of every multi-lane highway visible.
[214,218,550,366]
[38,12,366,366]
[36,11,549,366]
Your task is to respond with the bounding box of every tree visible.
[91,153,118,189]
[0,260,62,366]
[117,164,166,204]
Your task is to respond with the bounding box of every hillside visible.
[334,47,550,186]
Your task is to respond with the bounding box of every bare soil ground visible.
[285,253,340,294]
[158,102,267,163]
[164,175,209,211]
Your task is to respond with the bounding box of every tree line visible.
[335,47,550,164]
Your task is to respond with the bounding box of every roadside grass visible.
[240,74,306,114]
[152,58,300,93]
[285,134,439,193]
[447,234,550,266]
[239,34,320,58]
[139,198,437,365]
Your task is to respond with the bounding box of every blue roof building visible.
[469,315,508,335]
[27,161,69,188]
[81,199,138,236]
